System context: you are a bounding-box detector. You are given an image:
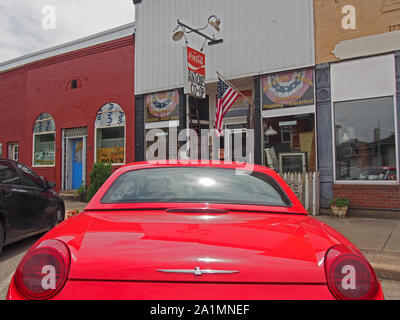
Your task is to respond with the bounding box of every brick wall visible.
[314,0,400,64]
[333,184,400,210]
[0,35,135,191]
[0,68,27,160]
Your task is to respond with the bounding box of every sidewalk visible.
[315,214,400,281]
[62,199,400,281]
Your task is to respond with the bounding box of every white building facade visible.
[133,0,317,173]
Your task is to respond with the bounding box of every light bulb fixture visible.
[172,15,223,46]
[172,29,185,42]
[265,125,278,136]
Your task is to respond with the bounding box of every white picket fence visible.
[280,172,320,216]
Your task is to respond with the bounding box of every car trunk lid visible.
[65,210,337,284]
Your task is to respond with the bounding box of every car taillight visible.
[14,239,70,300]
[325,245,380,300]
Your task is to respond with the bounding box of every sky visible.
[0,0,135,63]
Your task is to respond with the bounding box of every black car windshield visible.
[101,167,291,207]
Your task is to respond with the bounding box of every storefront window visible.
[146,128,173,160]
[95,103,126,165]
[33,113,55,166]
[145,90,181,161]
[334,96,397,181]
[263,114,316,174]
[145,90,179,123]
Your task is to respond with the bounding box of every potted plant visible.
[330,198,350,218]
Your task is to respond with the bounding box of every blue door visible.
[72,139,83,189]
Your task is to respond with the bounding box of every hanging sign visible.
[184,46,206,99]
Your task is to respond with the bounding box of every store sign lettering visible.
[188,50,205,69]
[34,151,55,166]
[188,70,206,99]
[97,147,124,164]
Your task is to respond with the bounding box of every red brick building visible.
[0,23,135,192]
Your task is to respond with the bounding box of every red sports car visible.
[7,161,383,300]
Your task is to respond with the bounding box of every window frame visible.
[32,114,56,168]
[94,124,126,166]
[100,167,293,208]
[32,131,56,168]
[9,143,19,162]
[331,95,399,185]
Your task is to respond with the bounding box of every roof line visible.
[0,22,135,73]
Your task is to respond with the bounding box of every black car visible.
[0,159,65,255]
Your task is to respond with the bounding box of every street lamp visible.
[172,15,223,46]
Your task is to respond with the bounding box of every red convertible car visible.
[7,161,383,300]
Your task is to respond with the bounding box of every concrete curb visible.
[371,263,400,282]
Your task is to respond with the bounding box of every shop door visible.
[72,139,83,189]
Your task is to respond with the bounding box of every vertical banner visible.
[184,46,206,99]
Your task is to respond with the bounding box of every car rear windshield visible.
[101,167,291,207]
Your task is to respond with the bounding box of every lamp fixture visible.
[265,125,278,136]
[208,15,221,32]
[172,15,223,46]
[172,26,185,42]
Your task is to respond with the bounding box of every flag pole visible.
[216,70,255,109]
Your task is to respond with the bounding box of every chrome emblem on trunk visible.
[157,267,239,276]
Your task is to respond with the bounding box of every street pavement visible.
[314,214,400,282]
[1,201,399,300]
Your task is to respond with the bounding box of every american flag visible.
[215,77,239,135]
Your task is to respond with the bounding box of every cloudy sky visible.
[0,0,135,63]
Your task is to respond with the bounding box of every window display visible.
[263,114,316,173]
[96,127,125,164]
